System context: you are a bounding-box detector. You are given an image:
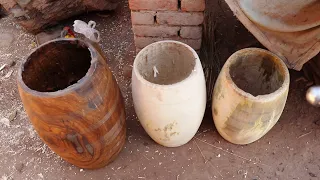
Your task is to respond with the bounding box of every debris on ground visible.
[2,70,13,79]
[37,173,44,179]
[8,109,17,122]
[9,60,15,67]
[14,163,24,173]
[0,117,10,127]
[35,27,63,46]
[0,64,6,72]
[0,33,14,47]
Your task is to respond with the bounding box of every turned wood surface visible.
[17,39,126,169]
[224,0,320,71]
[212,48,290,145]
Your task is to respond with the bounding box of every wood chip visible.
[0,64,6,72]
[297,131,312,139]
[8,110,17,122]
[2,70,13,79]
[9,60,16,67]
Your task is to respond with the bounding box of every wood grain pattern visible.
[212,48,290,145]
[17,39,126,169]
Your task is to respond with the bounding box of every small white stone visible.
[38,173,44,179]
[1,175,8,180]
[0,118,10,127]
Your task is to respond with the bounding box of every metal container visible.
[17,39,126,169]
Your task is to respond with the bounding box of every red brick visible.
[0,0,16,10]
[134,36,165,48]
[133,25,180,37]
[181,0,205,12]
[129,0,178,11]
[134,36,202,50]
[180,26,202,39]
[131,11,156,25]
[157,11,204,25]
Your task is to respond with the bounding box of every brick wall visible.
[129,0,205,53]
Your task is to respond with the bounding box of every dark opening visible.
[136,42,196,85]
[22,40,91,92]
[0,5,7,18]
[229,52,285,96]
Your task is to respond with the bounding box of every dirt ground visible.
[0,0,320,180]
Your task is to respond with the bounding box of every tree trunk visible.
[0,0,118,34]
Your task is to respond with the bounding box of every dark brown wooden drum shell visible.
[17,38,126,169]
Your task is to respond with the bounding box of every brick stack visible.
[129,0,205,53]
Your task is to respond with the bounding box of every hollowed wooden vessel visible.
[212,48,290,144]
[17,38,126,169]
